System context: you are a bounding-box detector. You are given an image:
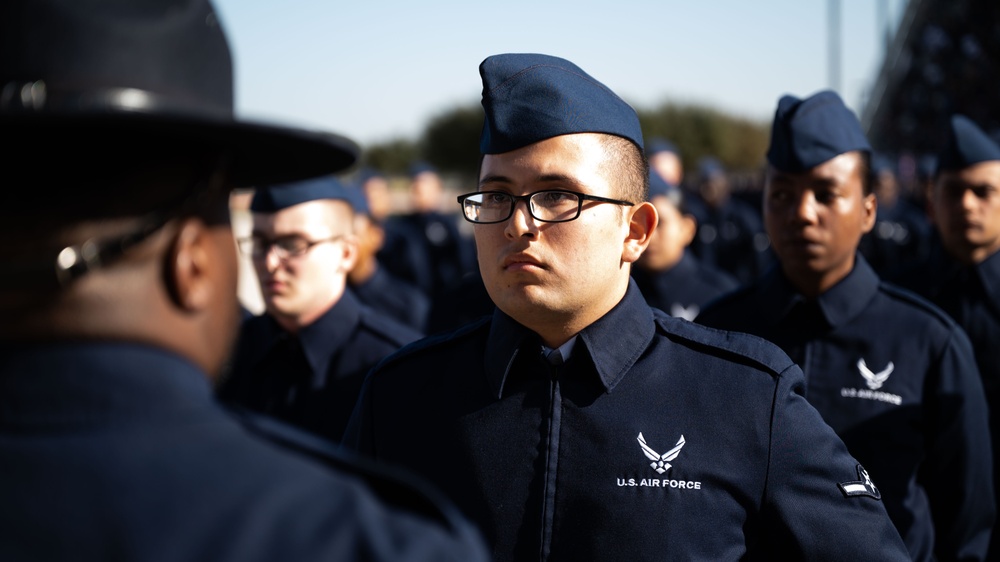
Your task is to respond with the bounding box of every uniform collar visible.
[353,265,390,296]
[250,290,361,388]
[672,250,698,274]
[760,254,880,329]
[484,278,655,398]
[646,250,697,284]
[0,342,216,427]
[294,289,362,383]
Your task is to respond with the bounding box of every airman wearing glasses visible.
[218,177,422,443]
[344,53,910,561]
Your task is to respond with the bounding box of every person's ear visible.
[370,222,385,251]
[926,179,942,226]
[623,201,657,264]
[679,213,697,247]
[337,234,360,273]
[165,218,215,312]
[861,192,877,234]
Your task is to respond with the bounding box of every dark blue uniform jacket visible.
[897,244,1000,559]
[0,342,488,562]
[378,211,475,301]
[690,197,768,284]
[218,289,421,442]
[351,266,430,332]
[632,250,739,320]
[344,280,910,561]
[696,256,995,561]
[859,197,933,279]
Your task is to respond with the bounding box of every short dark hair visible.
[600,135,649,204]
[474,134,649,204]
[857,151,874,196]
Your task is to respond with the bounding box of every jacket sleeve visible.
[760,363,912,560]
[921,327,995,561]
[238,407,490,562]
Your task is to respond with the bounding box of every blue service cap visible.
[647,137,680,156]
[917,154,937,180]
[766,90,871,172]
[697,157,725,179]
[251,176,354,212]
[648,169,683,201]
[408,161,438,178]
[936,115,1000,174]
[356,167,386,184]
[343,185,370,216]
[479,53,643,154]
[649,170,680,199]
[871,153,895,175]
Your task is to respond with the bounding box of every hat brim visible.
[3,111,359,187]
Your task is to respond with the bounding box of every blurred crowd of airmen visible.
[3,0,999,561]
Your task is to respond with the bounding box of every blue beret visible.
[936,115,1000,174]
[647,137,680,156]
[479,53,643,154]
[251,176,353,212]
[766,90,871,172]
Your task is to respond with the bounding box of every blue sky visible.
[212,0,906,147]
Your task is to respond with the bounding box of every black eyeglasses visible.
[237,234,344,260]
[456,190,634,224]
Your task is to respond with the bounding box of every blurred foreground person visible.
[345,53,910,562]
[632,170,737,320]
[697,92,994,561]
[0,1,487,561]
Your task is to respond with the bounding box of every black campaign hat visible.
[0,0,358,187]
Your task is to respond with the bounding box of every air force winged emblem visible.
[670,303,700,321]
[857,358,894,390]
[637,433,685,474]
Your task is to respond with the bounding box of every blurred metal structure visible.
[863,0,1000,158]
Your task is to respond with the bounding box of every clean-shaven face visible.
[475,133,642,342]
[765,152,875,294]
[931,161,1000,264]
[252,199,356,328]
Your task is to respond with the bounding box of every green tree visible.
[638,102,769,174]
[421,104,483,182]
[362,138,420,176]
[363,100,769,183]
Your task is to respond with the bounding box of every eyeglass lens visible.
[462,191,581,223]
